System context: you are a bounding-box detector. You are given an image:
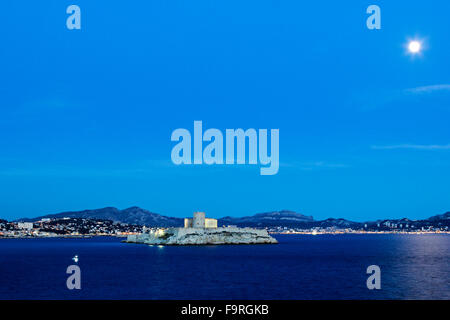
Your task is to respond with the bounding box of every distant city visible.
[0,207,449,238]
[0,218,143,238]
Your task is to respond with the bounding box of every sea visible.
[0,234,448,300]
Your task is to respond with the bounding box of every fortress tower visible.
[184,212,217,228]
[193,211,205,228]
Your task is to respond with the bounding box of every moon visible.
[408,41,422,53]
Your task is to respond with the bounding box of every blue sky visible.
[1,1,449,221]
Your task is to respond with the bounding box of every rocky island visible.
[124,212,277,245]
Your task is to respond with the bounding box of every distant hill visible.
[17,206,184,227]
[427,212,450,222]
[15,208,450,229]
[218,210,315,228]
[316,218,362,228]
[19,208,316,228]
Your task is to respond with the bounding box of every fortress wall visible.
[184,218,193,228]
[205,218,218,228]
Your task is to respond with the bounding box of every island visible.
[124,212,278,245]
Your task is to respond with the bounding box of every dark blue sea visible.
[0,234,448,300]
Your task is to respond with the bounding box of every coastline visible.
[2,231,450,239]
[271,231,450,235]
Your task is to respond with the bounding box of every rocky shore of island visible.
[124,226,278,245]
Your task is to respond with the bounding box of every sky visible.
[0,1,449,221]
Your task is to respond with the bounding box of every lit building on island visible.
[125,211,277,245]
[184,211,218,229]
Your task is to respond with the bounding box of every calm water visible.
[0,234,448,300]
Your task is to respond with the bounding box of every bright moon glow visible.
[408,41,421,53]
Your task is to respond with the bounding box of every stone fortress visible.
[125,211,277,245]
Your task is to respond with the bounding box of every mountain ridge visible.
[16,206,184,227]
[15,207,450,228]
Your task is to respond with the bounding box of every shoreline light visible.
[408,40,421,53]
